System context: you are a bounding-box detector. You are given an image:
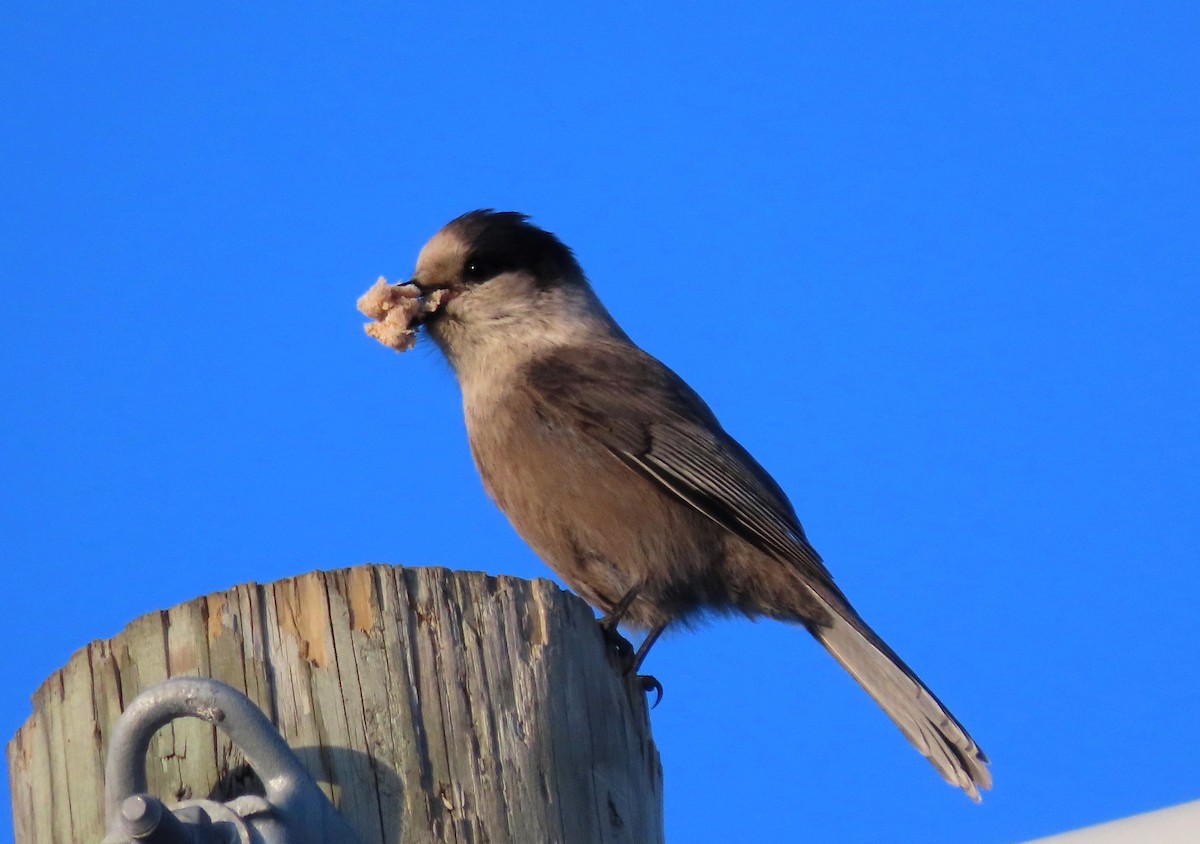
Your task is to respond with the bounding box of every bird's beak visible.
[405,278,460,324]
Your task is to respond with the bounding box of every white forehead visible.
[414,226,469,278]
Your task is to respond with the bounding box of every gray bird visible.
[401,209,990,800]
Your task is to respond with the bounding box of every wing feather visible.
[523,342,837,593]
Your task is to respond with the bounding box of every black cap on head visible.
[447,209,582,287]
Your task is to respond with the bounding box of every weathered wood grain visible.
[7,565,664,843]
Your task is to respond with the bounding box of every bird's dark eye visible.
[462,253,508,283]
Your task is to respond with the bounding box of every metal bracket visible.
[101,676,362,844]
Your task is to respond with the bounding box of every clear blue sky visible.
[3,4,1197,842]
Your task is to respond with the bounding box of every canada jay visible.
[397,209,990,799]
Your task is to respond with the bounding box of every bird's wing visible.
[522,341,838,593]
[525,342,992,798]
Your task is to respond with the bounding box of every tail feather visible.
[811,596,991,800]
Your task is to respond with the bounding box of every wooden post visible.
[6,565,664,843]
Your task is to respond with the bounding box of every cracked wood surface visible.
[7,565,664,843]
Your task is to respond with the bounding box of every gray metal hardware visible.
[101,676,362,844]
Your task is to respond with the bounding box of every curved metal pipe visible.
[103,676,361,843]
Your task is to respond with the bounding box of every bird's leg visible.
[599,585,642,630]
[597,586,667,707]
[632,622,666,674]
[598,585,643,667]
[633,621,668,708]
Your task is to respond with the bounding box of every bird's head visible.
[408,210,622,372]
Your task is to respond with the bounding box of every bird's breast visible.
[459,375,717,623]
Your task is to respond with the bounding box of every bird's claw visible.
[601,623,636,671]
[599,621,664,706]
[639,674,663,708]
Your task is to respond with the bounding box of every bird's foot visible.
[600,622,636,672]
[598,612,667,707]
[639,674,664,708]
[598,623,664,705]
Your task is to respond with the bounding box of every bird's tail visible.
[809,592,991,800]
